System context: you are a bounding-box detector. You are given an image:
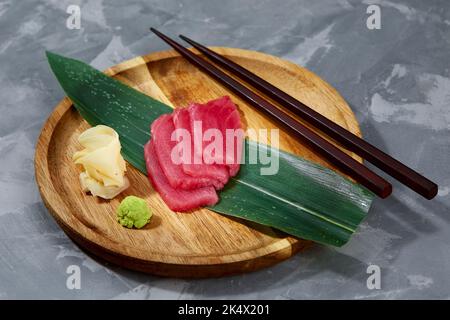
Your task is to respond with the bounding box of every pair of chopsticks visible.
[150,28,438,199]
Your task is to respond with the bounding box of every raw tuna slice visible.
[173,107,229,188]
[144,140,218,211]
[188,96,243,176]
[151,114,221,190]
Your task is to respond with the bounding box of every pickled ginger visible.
[73,125,129,199]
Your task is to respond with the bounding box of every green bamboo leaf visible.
[46,51,374,246]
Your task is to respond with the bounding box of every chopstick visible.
[150,28,392,198]
[177,35,438,200]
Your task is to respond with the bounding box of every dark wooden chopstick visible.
[150,28,392,198]
[177,35,438,200]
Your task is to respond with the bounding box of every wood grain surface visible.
[35,47,362,278]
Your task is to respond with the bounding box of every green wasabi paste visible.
[117,196,152,229]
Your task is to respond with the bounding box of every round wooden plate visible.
[35,48,362,278]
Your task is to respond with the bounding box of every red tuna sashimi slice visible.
[151,114,222,190]
[223,107,244,176]
[144,140,218,212]
[188,96,243,177]
[172,107,229,188]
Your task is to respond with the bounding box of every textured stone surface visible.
[0,0,449,299]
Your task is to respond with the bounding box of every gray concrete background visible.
[0,0,449,299]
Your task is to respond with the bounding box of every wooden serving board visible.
[35,48,362,278]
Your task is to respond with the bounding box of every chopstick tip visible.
[149,28,168,41]
[179,34,195,46]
